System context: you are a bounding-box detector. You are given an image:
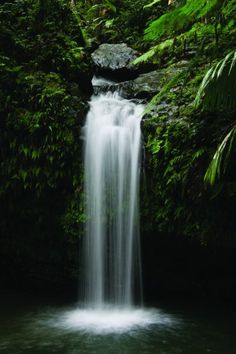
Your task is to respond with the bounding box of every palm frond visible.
[194,50,236,112]
[217,51,233,78]
[229,51,236,74]
[204,126,236,185]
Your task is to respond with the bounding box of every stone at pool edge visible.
[91,43,139,81]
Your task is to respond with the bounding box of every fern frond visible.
[204,126,236,185]
[133,45,158,65]
[144,0,220,41]
[135,22,215,65]
[133,39,174,65]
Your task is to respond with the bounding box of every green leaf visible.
[19,169,27,182]
[204,126,236,185]
[143,0,161,9]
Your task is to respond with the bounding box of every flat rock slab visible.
[91,43,138,80]
[93,62,188,99]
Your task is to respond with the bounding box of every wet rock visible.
[91,43,138,71]
[92,60,189,102]
[117,61,189,99]
[118,70,164,99]
[91,70,163,99]
[91,43,139,80]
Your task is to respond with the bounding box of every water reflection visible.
[0,297,235,354]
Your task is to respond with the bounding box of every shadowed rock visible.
[92,61,189,100]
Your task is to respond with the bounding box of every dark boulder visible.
[91,43,139,81]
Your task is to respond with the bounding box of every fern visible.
[133,46,158,65]
[204,126,236,185]
[144,0,220,41]
[133,39,174,65]
[195,50,236,112]
[134,22,215,65]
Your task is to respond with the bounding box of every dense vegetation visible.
[0,0,236,299]
[0,0,90,289]
[140,0,236,241]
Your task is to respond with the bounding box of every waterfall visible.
[37,84,169,335]
[83,90,144,308]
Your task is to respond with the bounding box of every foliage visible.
[195,50,236,112]
[195,50,236,188]
[144,0,220,41]
[141,45,236,244]
[204,125,236,186]
[142,111,209,241]
[134,21,217,65]
[76,0,161,47]
[0,0,89,194]
[144,69,186,114]
[134,0,236,70]
[0,0,90,284]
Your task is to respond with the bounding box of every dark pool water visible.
[0,291,235,354]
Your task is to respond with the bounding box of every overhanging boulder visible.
[91,43,139,80]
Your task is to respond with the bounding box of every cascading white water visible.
[83,91,144,308]
[32,85,177,336]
